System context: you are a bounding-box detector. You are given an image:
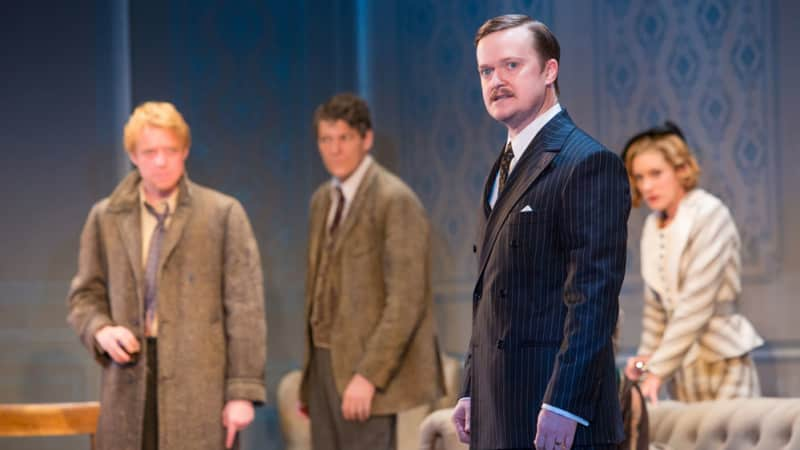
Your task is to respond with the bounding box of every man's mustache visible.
[490,87,514,101]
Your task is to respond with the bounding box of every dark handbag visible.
[618,374,649,450]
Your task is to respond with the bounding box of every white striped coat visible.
[637,189,763,381]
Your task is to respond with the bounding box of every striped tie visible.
[143,203,169,336]
[329,186,345,234]
[498,142,515,194]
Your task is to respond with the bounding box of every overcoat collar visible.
[106,171,194,316]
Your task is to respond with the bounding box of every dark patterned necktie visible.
[329,186,345,234]
[144,203,169,336]
[498,142,515,194]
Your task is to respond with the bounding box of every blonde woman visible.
[622,122,763,404]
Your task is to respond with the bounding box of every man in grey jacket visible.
[299,93,445,450]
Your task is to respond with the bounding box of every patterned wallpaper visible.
[593,0,781,285]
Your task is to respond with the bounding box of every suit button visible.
[472,244,477,253]
[499,289,507,298]
[496,339,505,349]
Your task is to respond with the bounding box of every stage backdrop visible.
[1,1,799,449]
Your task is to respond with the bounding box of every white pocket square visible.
[520,205,534,212]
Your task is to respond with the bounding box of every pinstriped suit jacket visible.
[463,111,630,449]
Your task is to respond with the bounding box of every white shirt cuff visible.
[541,403,589,426]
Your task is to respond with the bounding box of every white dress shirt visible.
[326,155,373,227]
[488,103,562,208]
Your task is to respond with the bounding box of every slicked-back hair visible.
[312,92,373,137]
[475,14,561,95]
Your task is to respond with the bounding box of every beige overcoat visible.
[299,162,445,415]
[67,171,267,450]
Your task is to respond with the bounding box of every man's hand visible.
[341,374,375,422]
[639,373,662,405]
[94,326,139,364]
[451,397,471,444]
[624,355,650,381]
[534,408,577,450]
[222,400,254,449]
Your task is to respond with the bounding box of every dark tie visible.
[329,186,345,234]
[144,203,169,336]
[498,141,515,194]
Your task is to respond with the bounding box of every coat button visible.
[472,244,477,253]
[496,339,505,349]
[510,239,519,248]
[473,292,481,301]
[499,289,507,298]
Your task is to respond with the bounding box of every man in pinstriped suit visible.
[452,15,631,450]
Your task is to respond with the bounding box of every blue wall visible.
[1,1,798,449]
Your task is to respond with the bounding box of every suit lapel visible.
[477,111,575,277]
[475,154,501,257]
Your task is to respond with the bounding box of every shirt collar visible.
[331,154,373,205]
[139,183,179,216]
[507,102,562,173]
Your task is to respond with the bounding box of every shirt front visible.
[326,154,373,228]
[139,183,179,337]
[488,103,562,208]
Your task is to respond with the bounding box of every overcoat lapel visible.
[157,178,193,277]
[116,209,144,308]
[108,172,145,313]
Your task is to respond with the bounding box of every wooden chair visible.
[0,401,100,449]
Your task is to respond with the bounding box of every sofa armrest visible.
[419,408,469,450]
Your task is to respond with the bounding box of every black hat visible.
[621,120,686,163]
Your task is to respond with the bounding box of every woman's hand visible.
[639,374,662,405]
[624,355,650,381]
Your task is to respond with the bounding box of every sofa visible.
[277,353,463,450]
[419,397,800,450]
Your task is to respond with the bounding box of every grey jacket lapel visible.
[307,191,332,290]
[331,162,379,255]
